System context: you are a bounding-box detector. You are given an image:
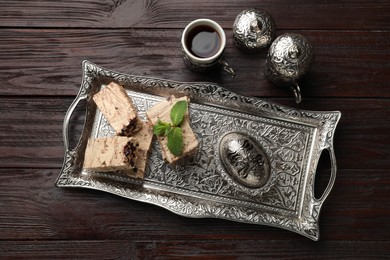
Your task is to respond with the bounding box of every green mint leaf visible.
[153,119,171,136]
[164,125,171,136]
[167,127,183,156]
[170,100,188,127]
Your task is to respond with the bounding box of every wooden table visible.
[1,1,389,258]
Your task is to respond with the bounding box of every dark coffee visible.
[186,25,221,58]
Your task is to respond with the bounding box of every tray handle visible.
[63,92,88,152]
[316,145,337,204]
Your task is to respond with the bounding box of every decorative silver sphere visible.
[265,33,314,103]
[233,9,275,52]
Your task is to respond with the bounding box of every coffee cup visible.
[181,19,235,77]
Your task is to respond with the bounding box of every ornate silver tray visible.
[56,60,341,241]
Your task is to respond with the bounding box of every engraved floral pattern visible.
[233,9,275,51]
[56,61,341,241]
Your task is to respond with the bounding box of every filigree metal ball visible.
[233,9,276,52]
[266,33,314,81]
[265,33,314,103]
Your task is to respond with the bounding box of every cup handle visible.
[291,82,302,104]
[219,60,236,77]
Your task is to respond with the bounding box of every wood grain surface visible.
[0,29,389,98]
[0,0,389,258]
[0,0,389,30]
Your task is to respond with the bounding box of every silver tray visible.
[56,60,341,241]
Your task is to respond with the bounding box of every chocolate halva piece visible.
[83,136,142,178]
[131,120,154,176]
[93,82,142,136]
[146,96,198,164]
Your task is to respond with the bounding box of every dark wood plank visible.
[0,29,389,98]
[0,0,389,30]
[0,0,388,258]
[0,98,70,168]
[0,97,388,170]
[0,166,388,241]
[0,240,389,259]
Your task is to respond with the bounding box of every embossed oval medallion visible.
[219,132,270,188]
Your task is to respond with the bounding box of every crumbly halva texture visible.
[83,136,142,178]
[146,95,199,164]
[130,120,154,176]
[93,82,142,136]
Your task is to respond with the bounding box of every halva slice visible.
[93,82,142,136]
[131,120,154,176]
[83,136,142,178]
[146,96,198,164]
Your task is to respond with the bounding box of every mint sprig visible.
[153,119,171,136]
[153,100,188,156]
[170,100,187,126]
[167,127,183,156]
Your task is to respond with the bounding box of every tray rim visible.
[56,60,341,241]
